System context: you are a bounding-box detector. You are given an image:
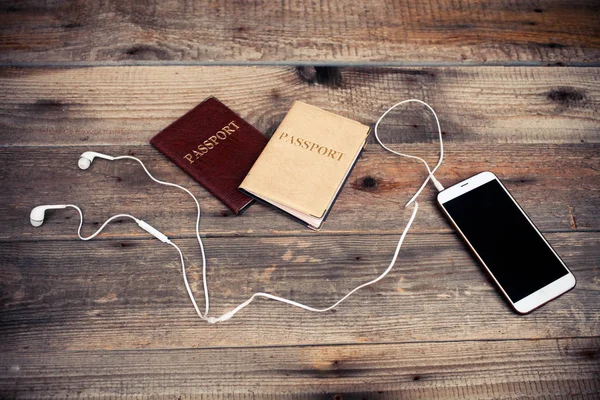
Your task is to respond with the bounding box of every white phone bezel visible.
[437,171,576,314]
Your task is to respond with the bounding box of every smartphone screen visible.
[438,172,575,313]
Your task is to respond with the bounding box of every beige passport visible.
[239,101,370,229]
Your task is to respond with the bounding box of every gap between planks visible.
[7,229,600,243]
[3,61,600,68]
[14,335,598,353]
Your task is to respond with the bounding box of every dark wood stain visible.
[284,367,370,379]
[30,99,66,109]
[369,68,436,78]
[361,176,378,189]
[297,66,318,83]
[349,176,380,192]
[544,42,568,49]
[547,87,586,107]
[297,66,342,87]
[265,119,282,138]
[453,24,474,30]
[123,45,170,60]
[503,177,538,185]
[578,349,598,359]
[62,23,82,29]
[271,89,282,100]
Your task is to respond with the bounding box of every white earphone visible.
[31,99,444,323]
[30,204,67,227]
[78,151,116,169]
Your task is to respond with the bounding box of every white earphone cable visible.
[203,201,419,323]
[61,99,444,323]
[62,203,209,322]
[112,155,210,319]
[199,99,445,322]
[66,204,137,241]
[373,99,445,201]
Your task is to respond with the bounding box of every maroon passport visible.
[150,97,268,214]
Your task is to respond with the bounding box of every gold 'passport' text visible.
[183,120,240,164]
[278,131,345,161]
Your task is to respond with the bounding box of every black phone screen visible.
[442,179,568,303]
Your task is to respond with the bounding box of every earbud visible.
[78,151,115,170]
[30,205,67,227]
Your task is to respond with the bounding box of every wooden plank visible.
[1,232,597,351]
[0,66,598,146]
[1,338,598,398]
[0,1,599,64]
[4,143,598,240]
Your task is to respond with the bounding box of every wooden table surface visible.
[1,1,599,398]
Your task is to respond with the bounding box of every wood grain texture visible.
[2,143,598,240]
[0,66,598,242]
[1,233,597,350]
[0,60,598,398]
[0,66,598,146]
[0,0,599,64]
[1,339,598,398]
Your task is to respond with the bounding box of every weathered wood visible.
[1,233,597,351]
[1,0,598,396]
[0,1,599,64]
[3,143,598,240]
[0,66,598,146]
[1,338,598,398]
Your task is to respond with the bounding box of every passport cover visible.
[239,101,370,229]
[150,97,268,214]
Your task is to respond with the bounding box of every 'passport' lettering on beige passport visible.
[277,131,345,161]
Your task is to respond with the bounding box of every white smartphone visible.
[437,171,576,314]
